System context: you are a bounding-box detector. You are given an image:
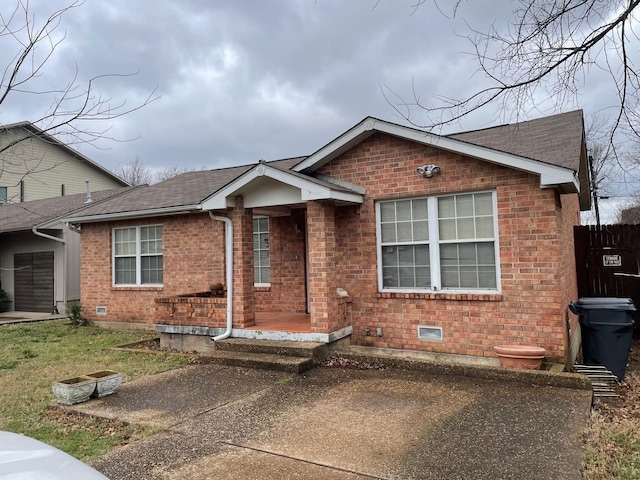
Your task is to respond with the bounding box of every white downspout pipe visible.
[31,226,66,314]
[209,212,233,341]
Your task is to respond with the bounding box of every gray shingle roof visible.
[62,112,586,221]
[448,110,584,171]
[66,157,305,219]
[0,187,133,233]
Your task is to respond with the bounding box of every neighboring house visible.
[64,111,589,366]
[0,122,129,204]
[0,188,133,313]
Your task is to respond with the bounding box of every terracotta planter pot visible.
[494,345,546,370]
[52,376,96,405]
[86,370,124,397]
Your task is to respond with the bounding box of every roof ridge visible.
[447,109,583,137]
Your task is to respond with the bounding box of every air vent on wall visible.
[418,326,443,341]
[96,306,107,315]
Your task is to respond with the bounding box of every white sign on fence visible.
[603,255,622,267]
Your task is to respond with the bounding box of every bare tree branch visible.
[387,0,640,150]
[0,0,159,196]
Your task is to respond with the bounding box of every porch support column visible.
[307,200,338,334]
[230,196,255,327]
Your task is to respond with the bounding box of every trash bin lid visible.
[574,297,636,311]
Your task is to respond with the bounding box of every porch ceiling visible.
[201,163,364,210]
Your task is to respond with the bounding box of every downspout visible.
[208,212,233,341]
[31,226,66,314]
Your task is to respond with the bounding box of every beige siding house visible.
[0,189,133,313]
[0,122,128,203]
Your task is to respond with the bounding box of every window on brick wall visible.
[376,191,499,292]
[253,217,270,285]
[113,225,163,285]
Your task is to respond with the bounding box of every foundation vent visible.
[96,306,107,315]
[418,326,442,342]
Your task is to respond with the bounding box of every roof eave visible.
[63,204,202,224]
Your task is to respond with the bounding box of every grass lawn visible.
[0,319,191,461]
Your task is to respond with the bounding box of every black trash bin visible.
[569,297,636,380]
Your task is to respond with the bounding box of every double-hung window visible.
[377,191,499,292]
[253,217,270,285]
[113,225,163,285]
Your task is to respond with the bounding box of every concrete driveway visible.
[79,363,592,480]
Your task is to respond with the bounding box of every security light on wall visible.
[416,165,441,178]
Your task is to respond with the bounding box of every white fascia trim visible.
[201,163,363,210]
[294,117,579,192]
[63,204,202,224]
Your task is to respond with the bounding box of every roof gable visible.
[292,115,582,194]
[1,122,130,187]
[201,163,363,210]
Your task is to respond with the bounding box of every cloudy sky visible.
[1,0,637,201]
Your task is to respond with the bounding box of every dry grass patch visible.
[0,319,191,461]
[583,340,640,479]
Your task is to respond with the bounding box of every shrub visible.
[0,289,10,313]
[66,302,90,327]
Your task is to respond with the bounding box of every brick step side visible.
[203,350,315,374]
[215,338,327,361]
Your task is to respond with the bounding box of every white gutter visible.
[31,226,66,314]
[208,212,233,341]
[63,204,202,224]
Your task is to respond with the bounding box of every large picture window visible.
[113,225,163,285]
[377,191,499,292]
[253,217,270,285]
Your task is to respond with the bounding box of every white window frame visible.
[112,225,163,286]
[253,216,270,287]
[376,191,501,294]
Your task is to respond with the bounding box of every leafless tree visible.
[114,156,153,186]
[386,1,640,152]
[115,156,193,185]
[155,165,193,183]
[0,0,158,197]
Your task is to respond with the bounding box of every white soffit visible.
[292,117,579,192]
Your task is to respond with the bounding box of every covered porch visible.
[156,162,363,349]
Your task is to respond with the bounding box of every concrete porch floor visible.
[249,312,311,333]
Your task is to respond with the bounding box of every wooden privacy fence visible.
[574,224,640,320]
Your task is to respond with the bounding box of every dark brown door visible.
[14,252,54,312]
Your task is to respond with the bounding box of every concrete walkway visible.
[0,311,67,325]
[74,362,592,480]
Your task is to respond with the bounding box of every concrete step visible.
[203,350,316,374]
[215,338,327,362]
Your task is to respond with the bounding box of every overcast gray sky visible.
[1,0,635,199]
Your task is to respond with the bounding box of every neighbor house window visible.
[0,187,6,204]
[377,191,499,292]
[253,217,270,285]
[113,225,163,285]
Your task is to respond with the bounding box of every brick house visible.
[65,111,589,366]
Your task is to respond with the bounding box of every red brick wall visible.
[254,210,307,313]
[318,132,580,362]
[558,193,580,351]
[81,213,225,325]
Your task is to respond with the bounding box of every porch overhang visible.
[201,163,364,210]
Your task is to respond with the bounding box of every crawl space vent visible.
[418,326,442,341]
